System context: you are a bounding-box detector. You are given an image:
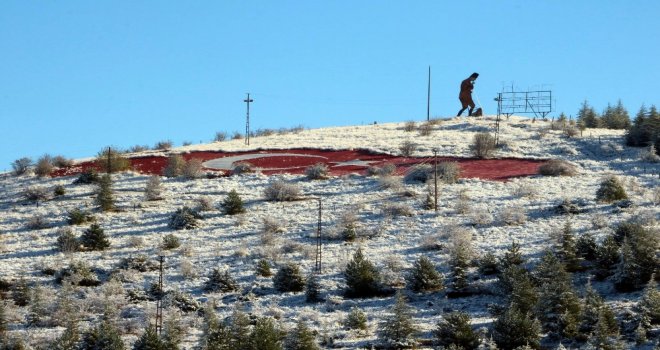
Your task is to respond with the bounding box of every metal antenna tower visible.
[314,198,322,274]
[155,255,164,335]
[427,66,431,121]
[244,93,253,145]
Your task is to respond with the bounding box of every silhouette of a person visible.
[457,72,479,116]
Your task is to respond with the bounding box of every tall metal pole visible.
[315,198,322,274]
[433,148,438,212]
[427,66,431,121]
[156,255,164,336]
[244,93,253,146]
[107,146,111,174]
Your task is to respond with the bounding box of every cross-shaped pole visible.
[244,93,253,145]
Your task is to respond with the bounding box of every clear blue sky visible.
[2,1,659,170]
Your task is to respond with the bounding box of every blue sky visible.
[1,1,659,170]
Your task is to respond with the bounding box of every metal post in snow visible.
[244,93,253,146]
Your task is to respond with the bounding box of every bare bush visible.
[403,121,416,132]
[367,163,397,177]
[262,216,286,234]
[12,157,33,176]
[182,158,203,179]
[469,207,494,226]
[563,126,579,138]
[419,233,444,251]
[128,144,150,153]
[511,182,537,198]
[232,131,243,140]
[23,186,49,202]
[305,163,329,180]
[154,140,173,150]
[378,176,403,191]
[26,214,51,230]
[640,144,660,163]
[180,259,197,279]
[163,154,186,177]
[127,236,144,248]
[96,147,131,173]
[539,159,577,176]
[144,175,164,201]
[499,205,527,225]
[231,162,254,175]
[399,141,417,157]
[437,162,461,184]
[418,122,434,136]
[263,180,301,201]
[52,155,73,168]
[34,155,54,177]
[404,164,432,183]
[214,131,227,142]
[196,196,214,211]
[382,202,414,217]
[471,133,496,158]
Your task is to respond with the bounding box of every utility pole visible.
[427,66,431,121]
[244,93,253,145]
[314,198,322,274]
[433,148,438,212]
[107,146,112,174]
[156,255,164,336]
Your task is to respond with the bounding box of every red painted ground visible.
[51,148,545,181]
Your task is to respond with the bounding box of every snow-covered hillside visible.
[0,116,658,349]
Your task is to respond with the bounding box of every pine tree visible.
[286,320,320,350]
[492,307,541,350]
[0,301,7,337]
[580,279,604,336]
[613,237,639,292]
[595,176,628,203]
[576,231,598,261]
[344,247,382,298]
[12,276,30,307]
[133,324,165,350]
[51,321,80,350]
[534,251,581,339]
[500,241,524,270]
[509,270,538,315]
[589,306,622,350]
[378,290,417,348]
[256,259,272,277]
[406,256,443,293]
[305,274,322,303]
[27,284,47,327]
[595,235,619,279]
[229,309,251,350]
[560,221,582,272]
[273,263,305,293]
[96,174,115,211]
[162,314,184,350]
[434,311,479,349]
[577,100,600,128]
[204,268,239,293]
[449,243,471,291]
[639,275,660,325]
[249,317,284,350]
[80,320,126,350]
[80,223,111,251]
[221,190,245,215]
[199,309,231,350]
[344,307,368,333]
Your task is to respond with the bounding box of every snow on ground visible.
[0,115,658,349]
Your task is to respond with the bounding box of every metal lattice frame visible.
[494,90,553,144]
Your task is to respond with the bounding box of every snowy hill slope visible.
[0,116,658,349]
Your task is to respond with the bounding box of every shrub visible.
[250,317,286,349]
[377,175,403,191]
[539,159,577,176]
[119,254,159,272]
[95,174,115,211]
[56,261,100,286]
[499,205,527,225]
[478,252,499,275]
[273,263,306,292]
[73,168,99,184]
[26,214,50,230]
[34,155,54,177]
[305,163,329,180]
[378,290,418,348]
[437,161,461,184]
[144,175,164,201]
[256,259,272,277]
[12,157,33,175]
[79,320,125,350]
[305,274,323,302]
[406,256,443,292]
[183,158,204,179]
[154,140,173,150]
[262,216,285,234]
[492,307,541,350]
[232,131,243,140]
[80,223,110,251]
[56,228,80,253]
[367,163,397,177]
[23,186,49,202]
[220,190,245,215]
[344,247,383,298]
[163,154,186,177]
[67,208,94,225]
[403,120,416,132]
[640,144,660,163]
[52,155,74,167]
[404,164,432,183]
[382,202,414,217]
[344,307,369,332]
[434,311,479,350]
[286,320,320,350]
[564,126,579,138]
[168,206,202,230]
[263,180,301,201]
[596,176,628,202]
[418,122,434,136]
[162,234,181,250]
[214,131,227,142]
[95,147,130,173]
[471,133,496,158]
[204,268,239,293]
[231,161,254,175]
[53,185,66,197]
[399,141,416,157]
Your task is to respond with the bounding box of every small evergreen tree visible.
[203,268,239,293]
[51,321,80,350]
[478,251,500,275]
[96,147,131,173]
[80,223,111,251]
[344,307,368,333]
[67,208,94,225]
[133,324,165,350]
[500,241,524,270]
[79,320,126,350]
[12,277,30,307]
[27,284,48,326]
[229,309,251,350]
[595,176,628,203]
[221,190,245,215]
[168,206,202,230]
[406,256,443,293]
[199,309,231,350]
[305,274,322,303]
[613,237,639,292]
[580,279,604,337]
[95,174,115,211]
[595,235,620,279]
[273,264,305,293]
[639,275,660,325]
[144,175,164,201]
[344,247,382,298]
[492,307,541,350]
[256,259,272,277]
[434,311,479,349]
[249,317,285,350]
[577,100,600,128]
[576,231,598,261]
[286,320,320,350]
[449,241,471,291]
[588,306,622,350]
[378,290,418,348]
[559,221,581,272]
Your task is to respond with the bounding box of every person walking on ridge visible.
[457,72,479,116]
